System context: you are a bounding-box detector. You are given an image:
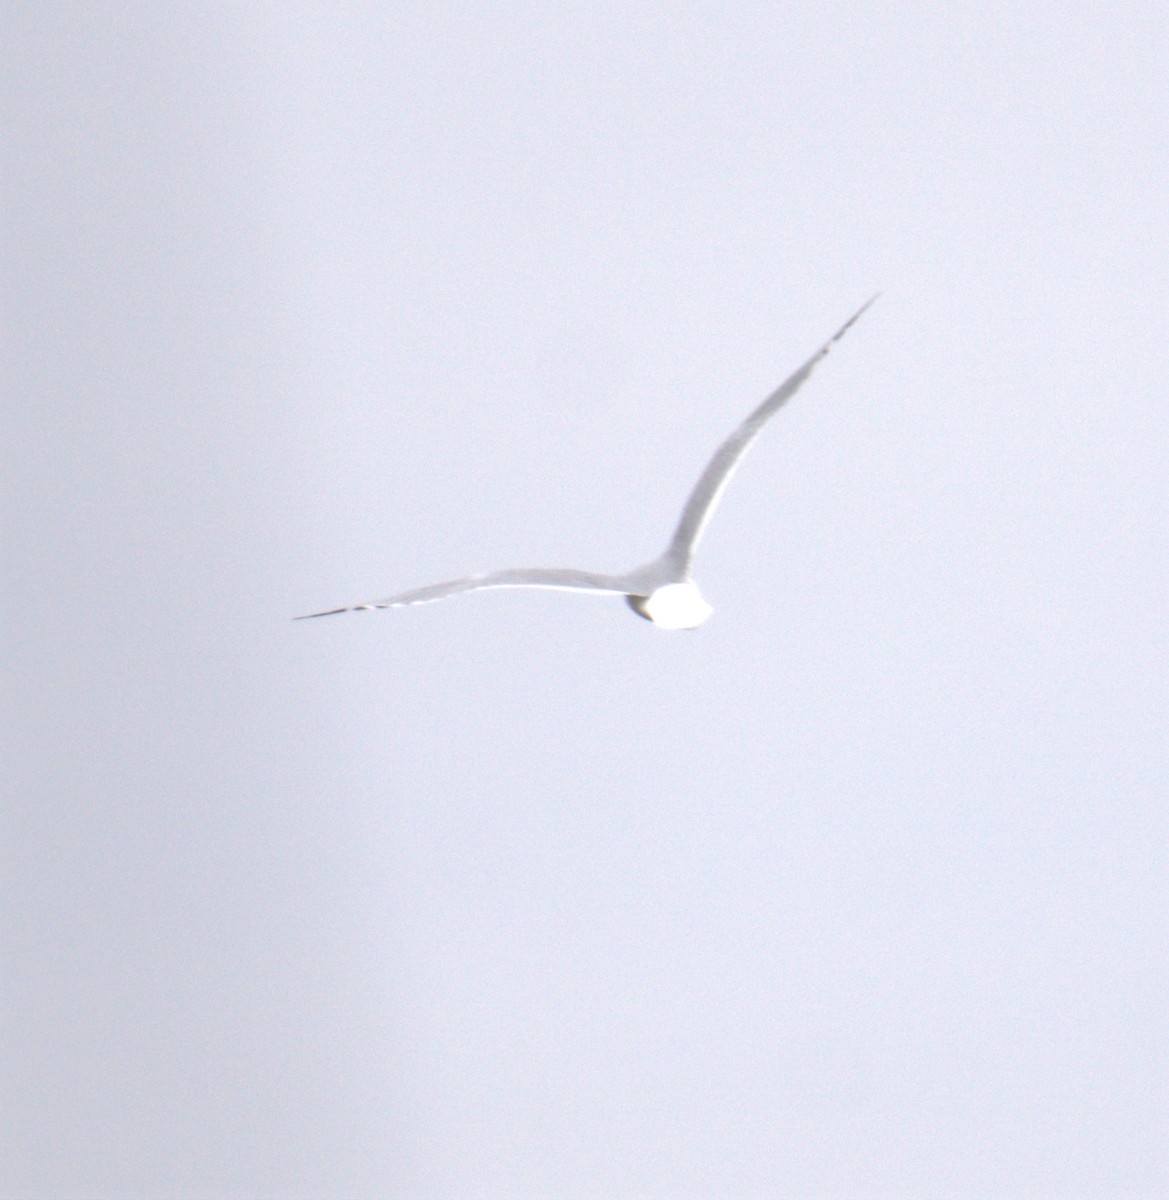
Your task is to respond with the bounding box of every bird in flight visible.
[298,295,878,630]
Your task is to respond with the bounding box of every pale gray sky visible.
[4,4,1166,1197]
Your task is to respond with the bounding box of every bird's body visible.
[626,582,714,630]
[298,295,877,629]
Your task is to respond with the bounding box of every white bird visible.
[298,295,878,630]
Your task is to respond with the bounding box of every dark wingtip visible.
[293,607,349,620]
[830,293,881,344]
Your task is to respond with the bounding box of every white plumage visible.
[298,296,877,629]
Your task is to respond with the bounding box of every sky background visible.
[4,3,1166,1197]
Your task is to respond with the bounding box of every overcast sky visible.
[4,4,1166,1197]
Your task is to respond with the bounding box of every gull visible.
[298,295,877,630]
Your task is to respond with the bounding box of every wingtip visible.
[293,606,350,620]
[831,292,881,344]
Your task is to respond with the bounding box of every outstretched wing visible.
[663,295,878,573]
[295,567,637,619]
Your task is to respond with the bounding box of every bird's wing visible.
[295,567,636,619]
[662,294,878,573]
